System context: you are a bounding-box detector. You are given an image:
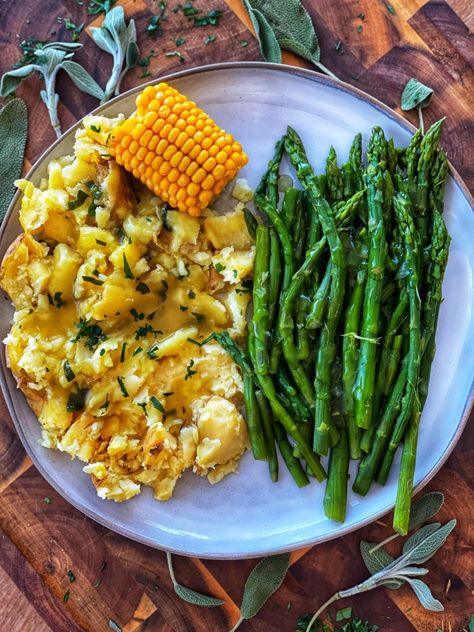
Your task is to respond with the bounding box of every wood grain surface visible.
[0,1,473,631]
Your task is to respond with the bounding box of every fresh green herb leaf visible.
[133,346,143,356]
[135,324,155,340]
[123,253,134,279]
[163,391,174,396]
[44,496,52,504]
[57,17,84,42]
[63,589,70,603]
[358,13,365,20]
[409,492,444,530]
[188,289,196,299]
[240,40,248,47]
[147,2,167,37]
[204,34,217,44]
[243,1,281,63]
[166,552,223,607]
[335,40,343,53]
[401,78,434,112]
[175,36,186,46]
[68,190,89,210]
[90,124,101,132]
[468,614,474,632]
[66,570,76,583]
[385,3,396,15]
[63,360,75,382]
[357,24,363,33]
[53,291,64,308]
[193,9,222,26]
[72,318,107,349]
[215,262,225,272]
[0,99,28,222]
[88,0,116,15]
[179,305,188,311]
[187,337,201,346]
[82,275,104,285]
[100,394,110,411]
[184,359,197,380]
[130,308,145,321]
[240,553,290,619]
[150,396,164,412]
[117,376,129,397]
[137,401,148,415]
[120,342,127,362]
[96,239,107,245]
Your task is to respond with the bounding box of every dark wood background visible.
[0,1,472,631]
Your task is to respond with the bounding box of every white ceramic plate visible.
[1,63,473,559]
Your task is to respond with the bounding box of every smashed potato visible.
[1,116,254,502]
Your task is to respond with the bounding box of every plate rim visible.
[1,61,472,560]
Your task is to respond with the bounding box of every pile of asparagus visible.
[212,120,450,535]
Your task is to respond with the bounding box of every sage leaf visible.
[360,542,401,589]
[403,519,456,565]
[240,553,290,619]
[0,98,28,222]
[468,614,474,632]
[243,1,281,63]
[43,41,82,52]
[90,28,116,55]
[403,523,441,555]
[126,41,140,69]
[404,578,444,611]
[61,61,105,100]
[247,0,320,63]
[174,583,224,607]
[408,492,444,530]
[401,78,434,111]
[0,65,37,96]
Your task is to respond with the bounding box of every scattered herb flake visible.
[72,318,107,349]
[357,24,363,33]
[67,389,87,412]
[150,396,165,412]
[188,289,196,299]
[184,358,197,380]
[120,342,127,362]
[96,238,107,246]
[100,394,110,411]
[163,391,174,397]
[187,337,201,346]
[44,496,52,504]
[335,40,343,53]
[133,346,143,356]
[117,376,129,397]
[191,312,205,323]
[123,254,134,279]
[147,2,167,38]
[158,279,168,299]
[137,402,148,416]
[240,40,248,47]
[204,34,217,44]
[175,36,186,46]
[136,282,150,294]
[108,620,122,632]
[336,607,353,622]
[135,324,155,340]
[63,360,75,382]
[179,304,188,311]
[193,9,222,27]
[57,17,84,42]
[68,190,88,210]
[215,262,225,272]
[165,51,185,63]
[63,589,70,603]
[90,124,101,133]
[358,13,365,20]
[87,0,116,15]
[386,3,396,14]
[66,570,76,583]
[130,308,145,321]
[82,275,104,286]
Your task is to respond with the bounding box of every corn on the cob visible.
[110,83,248,217]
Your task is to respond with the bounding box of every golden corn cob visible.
[111,82,248,217]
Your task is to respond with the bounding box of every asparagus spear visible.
[374,192,422,478]
[307,261,332,329]
[349,132,364,192]
[243,373,267,460]
[326,146,344,204]
[252,225,271,375]
[342,267,366,460]
[273,421,310,487]
[281,186,299,230]
[255,389,278,482]
[353,127,388,430]
[285,127,347,456]
[276,369,312,421]
[268,229,282,330]
[323,428,350,522]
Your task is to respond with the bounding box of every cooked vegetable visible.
[111,82,248,217]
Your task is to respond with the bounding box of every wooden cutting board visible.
[0,1,472,631]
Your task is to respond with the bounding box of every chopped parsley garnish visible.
[90,124,101,133]
[184,359,197,380]
[232,269,238,278]
[72,318,107,350]
[179,305,188,311]
[53,292,63,307]
[147,1,167,37]
[100,394,110,411]
[86,181,102,216]
[386,2,396,13]
[150,396,164,412]
[47,293,54,306]
[192,9,222,27]
[191,312,205,323]
[358,12,365,20]
[87,0,116,15]
[175,36,186,46]
[68,189,88,210]
[44,496,52,504]
[130,308,145,321]
[147,344,160,359]
[82,275,104,286]
[132,346,143,356]
[99,348,106,356]
[174,2,199,15]
[240,40,248,47]
[188,289,196,299]
[120,342,127,362]
[135,324,155,340]
[63,589,70,603]
[335,40,343,53]
[165,51,185,63]
[163,391,174,397]
[136,282,150,294]
[66,389,87,412]
[66,570,76,583]
[117,376,129,397]
[123,253,134,279]
[63,360,75,382]
[96,239,107,246]
[137,402,148,416]
[57,16,84,42]
[204,34,217,44]
[214,262,225,272]
[357,24,363,33]
[187,337,201,346]
[108,619,122,632]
